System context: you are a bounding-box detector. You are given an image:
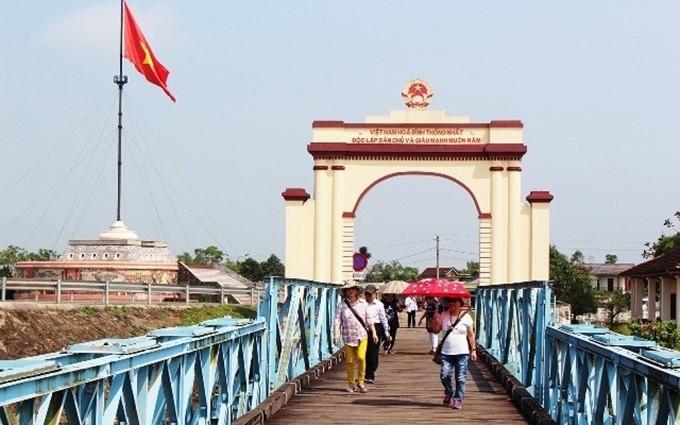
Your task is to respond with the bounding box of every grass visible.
[73,305,99,315]
[71,304,257,327]
[179,305,257,326]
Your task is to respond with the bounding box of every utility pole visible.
[435,235,440,278]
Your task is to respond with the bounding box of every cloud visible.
[40,3,176,52]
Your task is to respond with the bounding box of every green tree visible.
[0,245,30,277]
[178,245,225,265]
[599,290,630,328]
[28,249,58,261]
[570,250,585,264]
[0,245,30,264]
[604,254,618,264]
[365,260,419,283]
[461,260,480,274]
[238,257,263,282]
[260,254,285,278]
[0,266,11,278]
[550,245,598,322]
[0,245,59,277]
[643,211,680,258]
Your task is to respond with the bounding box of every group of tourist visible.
[333,281,477,409]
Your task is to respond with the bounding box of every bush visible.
[610,322,631,335]
[629,319,680,350]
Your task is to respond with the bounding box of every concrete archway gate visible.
[282,80,553,285]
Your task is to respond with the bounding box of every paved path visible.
[264,326,531,424]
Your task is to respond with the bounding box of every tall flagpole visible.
[113,0,128,222]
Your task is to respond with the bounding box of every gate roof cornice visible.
[311,120,524,129]
[307,142,527,160]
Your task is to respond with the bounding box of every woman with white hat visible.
[333,281,379,393]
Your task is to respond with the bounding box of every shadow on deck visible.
[238,326,553,424]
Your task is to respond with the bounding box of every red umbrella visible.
[401,278,472,298]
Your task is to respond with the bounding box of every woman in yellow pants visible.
[333,281,378,393]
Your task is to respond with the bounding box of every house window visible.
[68,253,75,259]
[115,253,121,259]
[91,253,97,259]
[607,278,614,292]
[79,253,85,259]
[103,253,109,259]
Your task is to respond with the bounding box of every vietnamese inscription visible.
[351,128,483,144]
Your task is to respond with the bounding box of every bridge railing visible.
[475,280,680,425]
[258,277,341,391]
[0,317,267,424]
[545,324,680,425]
[0,277,341,425]
[474,280,553,398]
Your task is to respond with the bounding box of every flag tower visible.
[112,0,174,230]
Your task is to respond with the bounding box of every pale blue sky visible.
[1,1,678,270]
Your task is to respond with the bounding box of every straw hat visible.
[339,280,363,296]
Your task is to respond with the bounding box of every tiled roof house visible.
[583,263,635,292]
[620,246,680,323]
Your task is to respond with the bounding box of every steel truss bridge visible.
[0,279,679,424]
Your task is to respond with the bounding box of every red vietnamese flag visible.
[123,1,176,102]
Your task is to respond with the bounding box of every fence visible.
[0,277,263,306]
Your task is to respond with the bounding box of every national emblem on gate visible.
[401,78,433,110]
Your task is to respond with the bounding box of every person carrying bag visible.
[432,297,477,410]
[333,281,378,394]
[418,297,441,354]
[432,310,468,364]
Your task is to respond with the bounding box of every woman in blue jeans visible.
[436,297,477,409]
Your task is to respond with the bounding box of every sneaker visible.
[442,395,451,406]
[365,378,375,384]
[357,385,368,393]
[346,386,355,393]
[451,399,462,409]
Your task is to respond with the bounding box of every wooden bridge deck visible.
[262,326,533,424]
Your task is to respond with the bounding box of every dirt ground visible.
[0,304,188,360]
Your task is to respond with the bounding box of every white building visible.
[583,263,635,292]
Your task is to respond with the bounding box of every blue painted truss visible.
[475,280,554,399]
[259,278,341,390]
[544,324,680,425]
[0,277,341,424]
[0,317,265,425]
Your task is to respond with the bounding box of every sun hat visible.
[340,280,363,295]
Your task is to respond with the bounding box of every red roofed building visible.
[420,267,461,280]
[621,246,680,324]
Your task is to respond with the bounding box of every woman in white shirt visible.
[436,297,477,410]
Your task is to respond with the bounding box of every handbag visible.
[344,299,369,332]
[432,310,469,365]
[426,311,442,334]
